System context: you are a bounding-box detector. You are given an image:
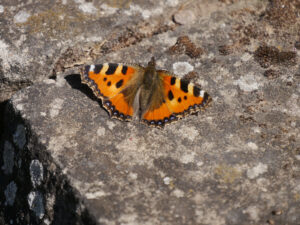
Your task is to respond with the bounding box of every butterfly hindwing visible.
[81,63,140,120]
[142,101,178,127]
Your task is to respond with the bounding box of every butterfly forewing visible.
[81,63,141,120]
[160,71,211,116]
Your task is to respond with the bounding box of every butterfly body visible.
[81,57,211,127]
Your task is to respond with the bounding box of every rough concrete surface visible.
[1,0,300,224]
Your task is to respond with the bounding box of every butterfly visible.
[80,57,211,128]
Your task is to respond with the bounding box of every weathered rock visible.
[0,0,179,166]
[0,0,179,103]
[1,0,300,224]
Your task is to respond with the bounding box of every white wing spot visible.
[200,90,205,97]
[89,65,95,72]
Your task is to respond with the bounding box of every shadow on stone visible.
[52,181,97,225]
[64,74,109,117]
[0,100,8,140]
[65,74,98,102]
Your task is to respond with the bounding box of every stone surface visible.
[0,0,180,101]
[0,0,179,134]
[1,0,300,224]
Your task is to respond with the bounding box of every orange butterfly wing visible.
[162,71,211,114]
[81,63,140,120]
[142,101,177,127]
[142,71,211,127]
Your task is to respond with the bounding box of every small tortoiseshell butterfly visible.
[81,57,211,127]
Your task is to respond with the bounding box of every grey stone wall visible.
[1,0,299,224]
